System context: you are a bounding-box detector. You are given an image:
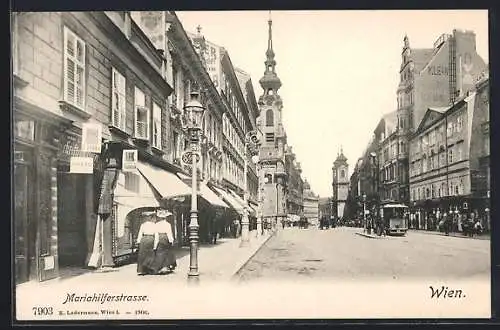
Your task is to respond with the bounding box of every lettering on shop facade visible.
[427,65,449,76]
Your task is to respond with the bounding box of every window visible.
[63,26,86,109]
[422,155,427,172]
[265,133,275,142]
[111,68,126,130]
[447,122,453,137]
[456,142,463,161]
[340,169,345,178]
[152,102,162,149]
[134,87,149,140]
[266,109,274,126]
[457,115,463,132]
[448,148,453,164]
[173,131,179,160]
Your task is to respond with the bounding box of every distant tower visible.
[257,11,287,226]
[332,147,349,220]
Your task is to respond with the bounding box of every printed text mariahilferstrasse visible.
[62,293,149,305]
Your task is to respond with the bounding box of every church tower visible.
[332,147,349,220]
[257,12,287,226]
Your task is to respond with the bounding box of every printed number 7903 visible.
[32,307,53,316]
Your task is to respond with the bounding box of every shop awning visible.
[228,189,256,217]
[199,183,230,208]
[114,167,161,209]
[213,187,245,213]
[137,162,191,199]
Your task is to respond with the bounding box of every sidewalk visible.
[409,229,490,240]
[16,230,274,292]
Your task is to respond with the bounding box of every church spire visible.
[259,10,282,94]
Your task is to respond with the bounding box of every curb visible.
[229,231,275,280]
[409,230,490,240]
[355,232,386,239]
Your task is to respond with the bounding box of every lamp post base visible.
[187,272,200,285]
[240,212,250,247]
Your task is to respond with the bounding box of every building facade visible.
[302,180,319,225]
[284,146,304,217]
[257,16,287,227]
[13,11,178,283]
[375,30,487,209]
[408,74,490,231]
[318,197,333,222]
[332,149,349,220]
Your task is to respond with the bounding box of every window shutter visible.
[112,71,120,127]
[120,74,126,129]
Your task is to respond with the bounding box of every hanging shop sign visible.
[181,151,200,165]
[70,156,94,174]
[81,123,102,153]
[122,149,138,172]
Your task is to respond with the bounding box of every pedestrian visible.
[151,209,177,274]
[136,211,157,275]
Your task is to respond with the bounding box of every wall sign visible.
[122,149,137,172]
[81,123,102,153]
[122,150,138,172]
[70,157,94,174]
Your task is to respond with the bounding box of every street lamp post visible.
[252,155,262,237]
[184,91,206,283]
[241,130,260,247]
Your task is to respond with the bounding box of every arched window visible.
[266,109,274,127]
[341,169,345,178]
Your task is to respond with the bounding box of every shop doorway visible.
[14,146,36,284]
[57,174,87,267]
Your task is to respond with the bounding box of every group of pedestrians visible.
[135,209,177,276]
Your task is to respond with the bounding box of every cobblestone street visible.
[236,227,490,283]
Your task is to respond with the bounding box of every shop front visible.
[89,152,194,267]
[13,99,72,284]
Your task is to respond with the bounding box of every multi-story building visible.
[376,30,487,208]
[257,16,288,227]
[408,73,490,230]
[318,197,333,222]
[302,180,319,226]
[13,11,180,283]
[332,148,349,220]
[284,146,304,216]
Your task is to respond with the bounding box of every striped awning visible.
[213,187,245,213]
[137,162,191,199]
[199,182,230,208]
[228,189,256,217]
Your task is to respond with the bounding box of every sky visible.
[177,10,489,198]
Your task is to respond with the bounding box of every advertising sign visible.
[122,149,138,172]
[70,157,94,174]
[81,123,102,153]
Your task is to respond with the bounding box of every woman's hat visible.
[156,209,173,218]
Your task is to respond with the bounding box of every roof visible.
[410,48,435,73]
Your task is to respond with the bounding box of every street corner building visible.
[11,11,266,285]
[345,29,489,233]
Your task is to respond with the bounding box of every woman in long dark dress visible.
[151,210,176,274]
[136,212,156,275]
